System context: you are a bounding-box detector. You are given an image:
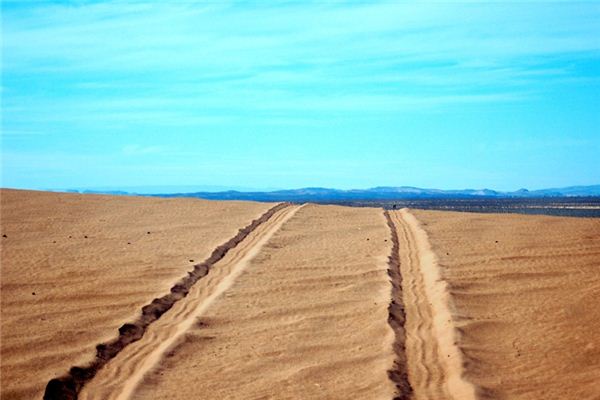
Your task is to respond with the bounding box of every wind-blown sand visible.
[413,209,600,399]
[79,204,303,400]
[120,204,397,400]
[2,189,599,400]
[0,189,271,399]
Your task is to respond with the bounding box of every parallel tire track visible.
[388,209,478,400]
[44,202,293,400]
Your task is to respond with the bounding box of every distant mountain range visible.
[61,185,279,195]
[129,184,600,202]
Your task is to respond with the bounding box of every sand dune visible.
[0,189,271,399]
[2,189,599,400]
[413,209,600,399]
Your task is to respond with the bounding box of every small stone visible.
[32,292,36,296]
[2,234,7,238]
[189,259,194,262]
[84,235,88,239]
[147,231,151,234]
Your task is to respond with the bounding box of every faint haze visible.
[1,1,599,191]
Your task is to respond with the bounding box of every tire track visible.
[43,202,293,400]
[384,210,413,400]
[79,204,302,400]
[388,209,477,400]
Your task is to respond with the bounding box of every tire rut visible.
[80,204,302,400]
[43,202,292,400]
[388,209,477,400]
[384,210,413,400]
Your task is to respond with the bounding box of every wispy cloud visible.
[4,2,599,86]
[3,1,598,123]
[2,1,599,190]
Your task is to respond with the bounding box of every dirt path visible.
[78,204,302,400]
[389,209,477,400]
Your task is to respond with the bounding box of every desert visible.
[4,2,599,399]
[1,189,599,399]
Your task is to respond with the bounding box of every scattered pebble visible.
[127,242,131,245]
[32,292,36,296]
[147,231,151,234]
[189,259,194,262]
[2,234,7,238]
[84,235,88,239]
[366,238,370,241]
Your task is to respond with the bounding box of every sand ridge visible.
[79,204,302,400]
[389,209,477,400]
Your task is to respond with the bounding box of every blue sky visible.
[2,1,599,192]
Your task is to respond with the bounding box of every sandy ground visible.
[80,204,302,400]
[413,209,600,399]
[124,204,396,400]
[0,189,271,399]
[2,189,599,400]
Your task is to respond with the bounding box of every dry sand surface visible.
[0,189,271,399]
[113,204,397,400]
[413,209,600,399]
[2,189,600,400]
